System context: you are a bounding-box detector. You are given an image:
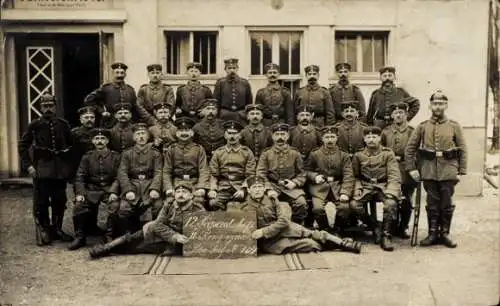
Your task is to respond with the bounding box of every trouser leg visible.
[289,196,308,224]
[420,180,441,246]
[33,179,52,246]
[381,197,397,251]
[311,197,329,230]
[49,179,72,242]
[395,183,416,238]
[439,180,458,248]
[210,189,233,211]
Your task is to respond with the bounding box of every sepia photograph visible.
[0,0,498,305]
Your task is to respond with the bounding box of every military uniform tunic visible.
[175,81,213,122]
[70,126,94,180]
[381,123,415,185]
[136,82,175,125]
[192,118,226,160]
[148,122,177,153]
[255,83,294,126]
[240,123,273,161]
[213,76,253,123]
[293,84,336,127]
[366,86,420,128]
[329,83,366,121]
[288,125,322,159]
[109,123,135,153]
[334,120,367,155]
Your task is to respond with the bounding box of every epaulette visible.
[177,84,186,89]
[359,121,368,127]
[448,119,460,125]
[82,150,95,157]
[382,146,394,152]
[419,120,430,126]
[101,83,113,87]
[57,117,69,125]
[321,86,329,91]
[70,126,80,133]
[352,84,360,89]
[261,147,273,154]
[408,125,415,131]
[201,84,211,90]
[333,121,342,127]
[139,84,148,88]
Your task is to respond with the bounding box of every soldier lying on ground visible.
[88,183,205,259]
[237,176,362,255]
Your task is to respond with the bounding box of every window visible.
[334,31,388,73]
[250,31,302,76]
[165,31,217,75]
[279,80,301,100]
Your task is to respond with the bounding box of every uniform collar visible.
[134,144,149,154]
[391,122,409,132]
[116,122,132,130]
[227,75,241,83]
[306,83,320,90]
[341,119,359,127]
[273,144,289,152]
[225,144,241,152]
[96,149,110,159]
[430,116,448,124]
[337,79,350,88]
[298,124,314,132]
[188,80,201,86]
[149,81,162,88]
[248,123,264,132]
[321,145,338,154]
[174,200,194,211]
[112,81,126,88]
[266,82,281,90]
[177,140,194,148]
[364,146,382,156]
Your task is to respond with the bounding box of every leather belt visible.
[131,174,152,180]
[222,174,244,181]
[360,174,387,184]
[175,174,197,180]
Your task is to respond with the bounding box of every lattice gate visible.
[26,46,55,121]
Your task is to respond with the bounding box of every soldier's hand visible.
[339,194,349,202]
[108,193,118,202]
[208,190,218,199]
[165,189,174,197]
[102,111,111,117]
[27,166,36,177]
[75,195,85,202]
[233,189,245,200]
[251,229,264,240]
[175,108,182,115]
[149,190,160,199]
[315,175,326,184]
[267,190,279,199]
[125,192,136,201]
[175,234,189,244]
[285,180,296,190]
[409,170,421,182]
[194,189,206,197]
[154,138,162,147]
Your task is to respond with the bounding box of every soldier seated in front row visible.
[115,123,163,235]
[148,103,177,154]
[238,176,362,255]
[304,126,355,233]
[89,183,205,259]
[69,128,121,250]
[350,126,402,252]
[208,121,256,211]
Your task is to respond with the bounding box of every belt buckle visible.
[370,178,377,183]
[231,105,237,111]
[327,177,334,183]
[182,175,190,180]
[228,175,236,180]
[436,151,443,157]
[138,174,146,180]
[189,111,196,116]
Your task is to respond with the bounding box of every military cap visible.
[200,98,218,109]
[246,175,267,187]
[389,102,409,113]
[271,123,290,133]
[363,126,382,136]
[186,62,203,70]
[430,90,448,102]
[112,103,132,112]
[222,120,244,132]
[379,66,396,74]
[89,128,111,139]
[40,92,56,105]
[77,106,96,116]
[296,105,314,114]
[175,117,196,130]
[245,104,264,113]
[264,63,280,73]
[174,181,193,192]
[321,125,339,135]
[304,65,320,73]
[153,103,171,111]
[132,123,149,133]
[340,101,360,111]
[110,62,128,70]
[224,58,239,66]
[335,62,352,72]
[146,64,162,72]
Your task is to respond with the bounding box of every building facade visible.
[0,0,490,195]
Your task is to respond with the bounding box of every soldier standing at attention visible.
[70,106,97,183]
[334,101,367,156]
[18,93,74,246]
[84,62,137,128]
[69,128,121,250]
[289,105,322,160]
[366,66,420,129]
[293,65,335,127]
[214,58,253,124]
[192,99,226,161]
[381,102,417,239]
[175,62,213,123]
[108,103,135,153]
[148,103,177,154]
[329,62,366,122]
[240,104,273,161]
[405,90,467,248]
[136,64,175,126]
[254,63,294,126]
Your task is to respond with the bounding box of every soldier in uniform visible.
[89,183,205,259]
[366,66,420,129]
[68,128,121,250]
[109,103,135,153]
[18,93,73,246]
[213,58,253,124]
[148,103,177,154]
[136,64,175,126]
[70,106,97,182]
[305,126,355,232]
[405,90,467,248]
[329,63,366,122]
[289,105,322,160]
[175,62,213,123]
[293,65,335,127]
[350,126,401,251]
[239,176,362,255]
[334,101,367,156]
[116,123,163,235]
[163,117,209,207]
[192,99,226,161]
[254,63,294,126]
[208,121,256,211]
[84,62,137,128]
[240,104,273,160]
[381,102,417,239]
[256,124,308,224]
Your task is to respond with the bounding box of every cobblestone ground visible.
[0,183,498,306]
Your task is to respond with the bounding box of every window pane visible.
[373,34,385,71]
[262,33,273,73]
[193,32,217,74]
[335,32,357,72]
[335,37,345,65]
[362,36,373,72]
[250,33,261,75]
[345,36,357,72]
[209,34,217,74]
[278,33,290,74]
[290,33,301,75]
[165,31,189,74]
[250,32,272,75]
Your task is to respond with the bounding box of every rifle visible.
[410,182,422,247]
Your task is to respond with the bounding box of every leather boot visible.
[440,206,457,248]
[420,207,439,246]
[35,220,52,246]
[68,215,87,250]
[396,205,412,239]
[50,213,73,242]
[362,213,381,244]
[317,231,362,254]
[339,238,363,254]
[314,213,330,231]
[380,219,394,252]
[88,230,144,259]
[103,214,118,243]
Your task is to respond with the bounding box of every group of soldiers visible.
[18,58,467,259]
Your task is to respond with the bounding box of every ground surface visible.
[0,183,498,306]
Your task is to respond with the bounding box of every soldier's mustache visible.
[382,79,393,85]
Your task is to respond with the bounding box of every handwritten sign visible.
[182,211,258,259]
[14,0,111,10]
